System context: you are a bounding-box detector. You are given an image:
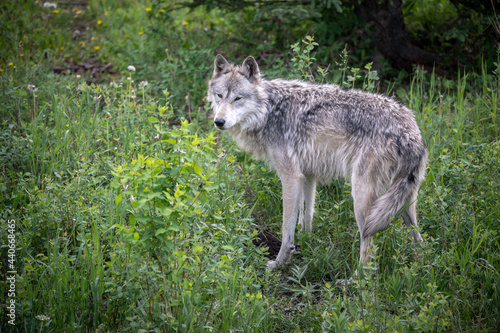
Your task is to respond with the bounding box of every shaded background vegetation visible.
[1,0,499,332]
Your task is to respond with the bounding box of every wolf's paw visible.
[266,260,278,270]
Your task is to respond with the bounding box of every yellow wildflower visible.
[80,41,85,46]
[146,7,152,11]
[97,20,102,25]
[182,21,188,26]
[94,46,100,51]
[139,31,144,35]
[53,10,59,14]
[8,62,13,66]
[104,11,109,16]
[159,9,165,13]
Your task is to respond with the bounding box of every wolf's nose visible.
[214,118,225,129]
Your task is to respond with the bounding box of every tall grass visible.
[1,1,499,332]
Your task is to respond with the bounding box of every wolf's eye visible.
[217,93,223,98]
[235,97,242,101]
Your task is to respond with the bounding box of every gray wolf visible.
[208,55,428,269]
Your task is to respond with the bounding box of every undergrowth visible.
[0,1,499,332]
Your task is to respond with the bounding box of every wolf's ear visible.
[213,54,231,77]
[241,56,260,84]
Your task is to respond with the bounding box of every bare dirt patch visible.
[252,230,282,259]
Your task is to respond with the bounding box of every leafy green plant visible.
[108,103,273,331]
[342,60,380,91]
[290,35,320,81]
[290,36,381,91]
[2,1,500,332]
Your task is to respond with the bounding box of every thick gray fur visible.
[208,55,428,269]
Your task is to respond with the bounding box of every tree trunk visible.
[358,0,436,70]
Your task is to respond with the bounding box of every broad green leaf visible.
[155,228,167,236]
[160,207,173,216]
[115,193,123,205]
[147,116,159,124]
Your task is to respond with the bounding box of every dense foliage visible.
[1,0,499,332]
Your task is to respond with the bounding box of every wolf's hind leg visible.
[402,192,423,258]
[351,172,377,265]
[336,172,376,287]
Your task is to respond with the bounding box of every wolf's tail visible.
[362,151,427,238]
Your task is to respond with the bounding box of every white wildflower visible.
[36,314,51,321]
[28,84,38,92]
[43,2,57,8]
[127,65,136,72]
[139,80,148,87]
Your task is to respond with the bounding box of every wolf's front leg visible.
[300,177,316,233]
[267,174,303,269]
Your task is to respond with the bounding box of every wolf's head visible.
[208,55,265,130]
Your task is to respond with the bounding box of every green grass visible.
[1,1,500,332]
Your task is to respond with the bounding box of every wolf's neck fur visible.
[227,117,269,161]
